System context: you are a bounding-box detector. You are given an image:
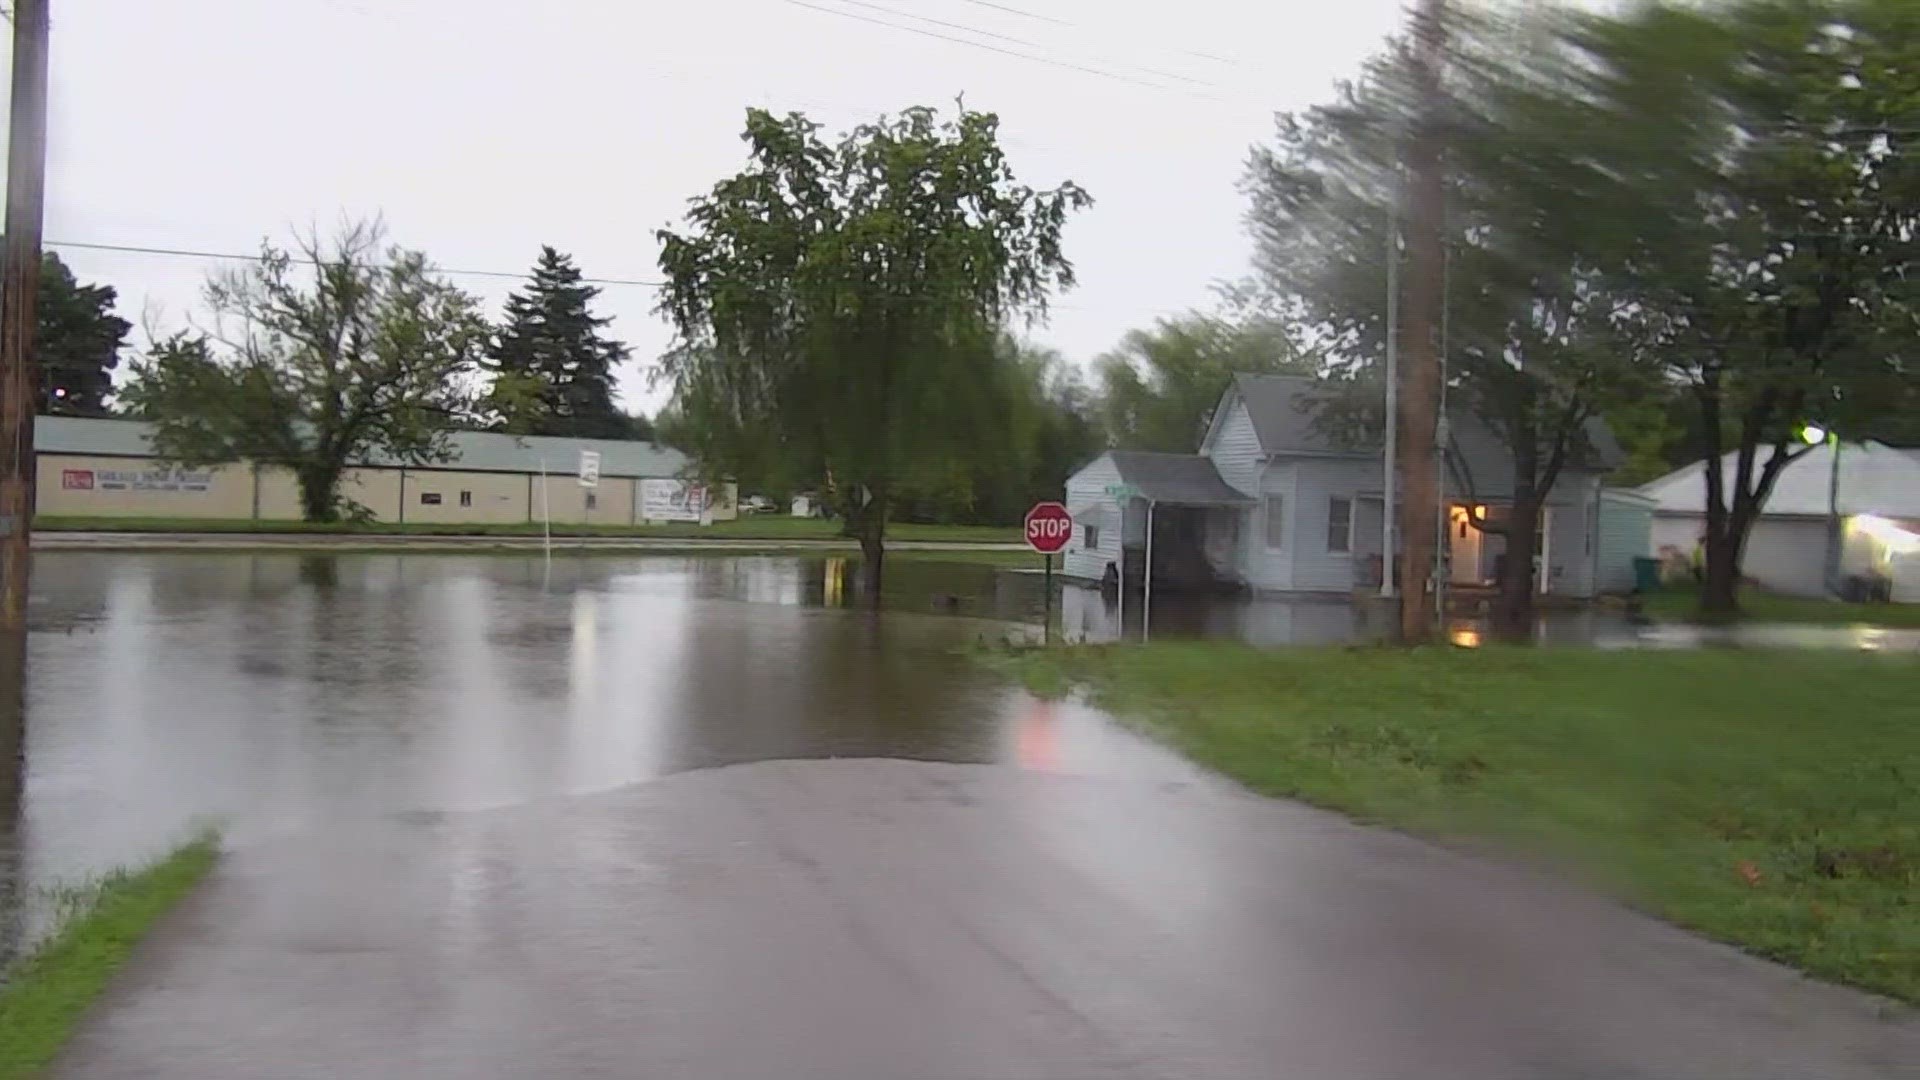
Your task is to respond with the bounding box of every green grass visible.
[32,515,1018,544]
[1640,585,1920,628]
[998,643,1920,1002]
[0,834,219,1078]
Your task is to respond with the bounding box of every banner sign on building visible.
[577,450,601,489]
[61,468,212,494]
[640,478,710,523]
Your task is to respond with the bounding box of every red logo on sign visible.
[61,469,95,491]
[1024,501,1073,554]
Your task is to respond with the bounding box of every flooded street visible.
[10,552,1152,896]
[12,552,1917,1078]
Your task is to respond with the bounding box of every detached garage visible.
[1638,440,1920,600]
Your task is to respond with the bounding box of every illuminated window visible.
[1328,496,1352,553]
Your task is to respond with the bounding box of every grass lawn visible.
[32,515,1019,544]
[1639,585,1920,628]
[999,643,1920,1003]
[0,834,219,1078]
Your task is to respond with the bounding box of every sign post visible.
[1024,501,1073,645]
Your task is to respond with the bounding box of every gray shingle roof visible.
[1232,373,1624,471]
[34,415,689,478]
[1107,450,1252,505]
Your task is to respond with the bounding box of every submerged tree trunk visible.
[858,517,885,608]
[295,464,343,523]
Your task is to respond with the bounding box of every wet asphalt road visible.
[13,554,1919,1077]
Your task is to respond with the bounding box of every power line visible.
[47,237,1100,310]
[951,0,1071,27]
[780,0,1217,100]
[832,0,1221,90]
[47,239,669,288]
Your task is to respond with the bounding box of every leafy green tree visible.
[1245,9,1658,633]
[34,251,131,415]
[481,247,632,439]
[123,222,487,521]
[655,106,1089,594]
[1570,0,1920,616]
[1096,312,1306,452]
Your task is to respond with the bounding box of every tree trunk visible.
[1699,506,1750,620]
[1492,496,1539,640]
[296,465,343,523]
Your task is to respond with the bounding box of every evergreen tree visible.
[36,251,131,415]
[484,247,630,438]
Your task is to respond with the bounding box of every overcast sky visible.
[23,0,1406,414]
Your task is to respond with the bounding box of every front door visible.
[1448,504,1483,585]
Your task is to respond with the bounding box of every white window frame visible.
[1327,495,1353,553]
[1264,494,1286,550]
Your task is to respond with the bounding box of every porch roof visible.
[1108,451,1254,506]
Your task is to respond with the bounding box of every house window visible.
[1328,496,1353,553]
[1264,495,1286,549]
[1085,523,1100,549]
[585,492,598,511]
[420,492,442,506]
[458,490,472,508]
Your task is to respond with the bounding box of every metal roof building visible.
[34,415,689,478]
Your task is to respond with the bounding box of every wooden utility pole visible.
[1397,0,1446,643]
[0,0,50,635]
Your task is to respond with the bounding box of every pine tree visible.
[36,252,131,415]
[484,247,630,438]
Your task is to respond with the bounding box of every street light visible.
[1801,423,1842,593]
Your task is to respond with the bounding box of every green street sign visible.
[1104,483,1142,501]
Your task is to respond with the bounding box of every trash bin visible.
[1631,556,1661,593]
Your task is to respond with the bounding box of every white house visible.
[1063,374,1624,596]
[1639,441,1920,600]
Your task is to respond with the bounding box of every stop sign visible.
[1024,501,1074,554]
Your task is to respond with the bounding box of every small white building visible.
[1639,440,1920,600]
[1062,374,1623,596]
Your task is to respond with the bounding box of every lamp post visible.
[1802,424,1842,594]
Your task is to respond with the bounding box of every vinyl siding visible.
[1596,490,1656,593]
[1240,462,1295,591]
[1203,395,1264,497]
[1064,453,1123,582]
[1289,458,1379,592]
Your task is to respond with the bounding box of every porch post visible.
[1144,500,1156,643]
[1114,499,1124,641]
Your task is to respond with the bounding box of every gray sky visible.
[30,0,1405,413]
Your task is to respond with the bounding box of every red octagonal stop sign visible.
[1024,501,1074,555]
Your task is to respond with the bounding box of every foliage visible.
[122,222,487,521]
[1244,8,1657,632]
[32,252,131,416]
[1566,0,1920,615]
[481,247,633,439]
[654,105,1089,589]
[0,833,218,1079]
[1095,311,1307,453]
[1006,643,1920,1002]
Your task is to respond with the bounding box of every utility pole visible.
[1380,180,1399,599]
[1396,0,1446,643]
[0,0,50,636]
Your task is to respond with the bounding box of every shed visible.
[1061,450,1252,586]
